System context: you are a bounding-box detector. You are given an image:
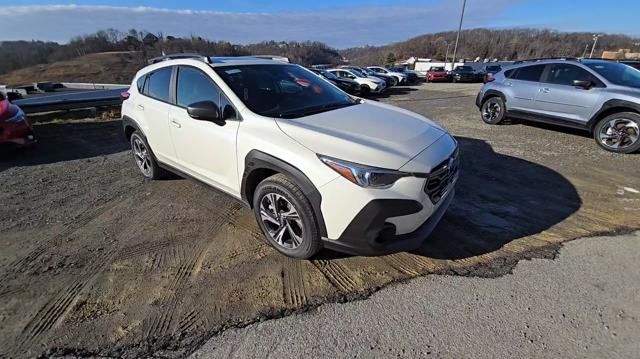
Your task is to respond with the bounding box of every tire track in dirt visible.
[14,248,116,353]
[383,253,439,276]
[142,244,208,341]
[311,260,360,293]
[282,257,308,307]
[5,194,126,276]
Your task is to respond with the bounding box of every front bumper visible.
[319,135,458,256]
[322,189,454,256]
[0,123,36,147]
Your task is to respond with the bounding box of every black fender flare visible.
[122,115,144,141]
[587,99,640,130]
[481,89,507,104]
[241,150,328,237]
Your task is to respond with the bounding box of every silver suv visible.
[476,58,640,153]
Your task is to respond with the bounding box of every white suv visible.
[121,54,458,259]
[327,68,386,95]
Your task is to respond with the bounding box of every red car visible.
[426,66,450,82]
[0,93,36,148]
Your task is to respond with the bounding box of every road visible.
[1,83,639,357]
[192,232,640,359]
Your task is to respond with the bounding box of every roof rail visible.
[147,53,210,65]
[512,57,578,65]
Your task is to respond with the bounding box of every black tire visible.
[130,131,166,180]
[253,174,322,259]
[360,85,371,96]
[480,96,506,125]
[593,112,640,154]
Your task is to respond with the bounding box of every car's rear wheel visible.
[480,96,506,125]
[594,112,640,154]
[130,131,166,179]
[253,174,322,259]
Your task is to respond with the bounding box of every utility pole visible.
[451,0,467,70]
[582,43,589,58]
[589,34,601,58]
[444,42,452,70]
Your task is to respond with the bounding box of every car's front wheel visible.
[253,174,322,259]
[130,131,165,180]
[594,112,640,154]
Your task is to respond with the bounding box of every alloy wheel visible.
[598,118,639,150]
[259,193,304,249]
[482,100,502,122]
[132,136,152,177]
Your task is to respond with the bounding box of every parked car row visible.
[308,65,428,96]
[422,64,504,83]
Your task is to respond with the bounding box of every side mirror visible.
[187,101,224,125]
[573,80,592,89]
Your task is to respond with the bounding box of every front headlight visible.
[319,155,411,189]
[6,108,26,123]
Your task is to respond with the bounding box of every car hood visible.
[275,101,447,169]
[335,78,358,85]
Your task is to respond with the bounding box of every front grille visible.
[424,149,459,204]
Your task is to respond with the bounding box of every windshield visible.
[350,68,367,77]
[584,61,640,89]
[457,66,473,72]
[214,64,356,119]
[320,70,338,80]
[430,67,445,71]
[486,66,501,72]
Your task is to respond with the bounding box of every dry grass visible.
[0,51,145,86]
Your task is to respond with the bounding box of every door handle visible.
[170,119,181,128]
[136,104,144,110]
[540,87,550,93]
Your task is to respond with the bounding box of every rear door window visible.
[511,65,545,82]
[146,67,173,102]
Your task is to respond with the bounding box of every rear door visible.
[504,64,546,112]
[168,65,241,196]
[534,63,605,124]
[139,66,178,164]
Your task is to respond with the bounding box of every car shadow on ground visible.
[319,136,581,260]
[0,120,128,172]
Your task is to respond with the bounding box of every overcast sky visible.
[1,0,638,48]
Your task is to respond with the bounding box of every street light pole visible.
[451,0,467,70]
[589,34,601,58]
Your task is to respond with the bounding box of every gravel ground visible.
[192,232,640,359]
[0,83,638,357]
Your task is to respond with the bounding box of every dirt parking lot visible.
[1,83,639,357]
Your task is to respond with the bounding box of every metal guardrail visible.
[12,87,127,114]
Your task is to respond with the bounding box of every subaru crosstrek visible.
[121,55,458,259]
[477,58,640,153]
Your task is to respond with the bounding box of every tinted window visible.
[486,65,501,72]
[430,67,445,71]
[504,69,515,78]
[512,65,545,82]
[136,76,146,93]
[544,64,593,86]
[214,64,356,119]
[584,61,640,89]
[147,67,172,102]
[176,66,220,108]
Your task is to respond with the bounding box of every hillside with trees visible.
[0,29,342,84]
[341,28,640,66]
[2,28,640,84]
